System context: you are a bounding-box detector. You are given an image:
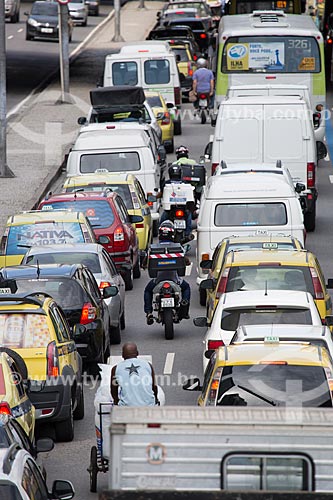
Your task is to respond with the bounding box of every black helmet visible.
[175,145,189,160]
[168,164,182,181]
[158,220,175,242]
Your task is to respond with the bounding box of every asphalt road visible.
[5,12,333,497]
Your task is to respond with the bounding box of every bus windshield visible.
[222,36,320,73]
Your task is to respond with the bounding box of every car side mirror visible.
[199,278,214,290]
[52,480,75,500]
[102,285,118,299]
[36,438,54,454]
[327,279,333,289]
[166,102,174,109]
[325,315,333,327]
[183,377,202,391]
[200,259,212,269]
[97,235,110,245]
[130,214,144,224]
[204,142,212,159]
[204,349,214,359]
[193,316,208,327]
[155,112,164,121]
[77,116,87,125]
[317,141,327,161]
[73,324,86,339]
[295,182,306,193]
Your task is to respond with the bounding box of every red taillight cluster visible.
[211,162,219,175]
[114,226,126,251]
[187,61,193,77]
[162,281,171,298]
[208,340,224,350]
[310,267,324,299]
[200,33,207,39]
[147,192,153,207]
[327,38,333,45]
[307,162,315,189]
[175,209,184,218]
[80,302,97,325]
[161,111,171,125]
[207,367,222,405]
[0,402,11,415]
[216,268,230,299]
[47,341,60,378]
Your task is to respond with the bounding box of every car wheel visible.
[54,400,74,442]
[110,322,121,345]
[0,347,28,381]
[82,18,87,26]
[120,310,126,330]
[26,32,33,41]
[124,267,133,291]
[166,139,174,154]
[73,383,84,420]
[304,205,316,232]
[199,287,207,307]
[174,118,182,135]
[153,220,159,238]
[133,258,141,279]
[103,337,110,363]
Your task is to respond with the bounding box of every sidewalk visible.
[3,1,163,235]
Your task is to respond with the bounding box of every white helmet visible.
[197,58,208,68]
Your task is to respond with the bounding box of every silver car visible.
[68,0,88,26]
[21,243,125,344]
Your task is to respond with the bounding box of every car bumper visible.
[27,26,59,39]
[30,378,71,423]
[69,12,86,23]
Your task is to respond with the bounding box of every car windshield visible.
[221,307,312,330]
[64,184,134,209]
[80,152,141,173]
[41,200,115,229]
[14,279,87,309]
[171,47,189,61]
[25,252,102,273]
[0,313,51,348]
[214,203,287,227]
[6,222,85,255]
[216,364,332,407]
[226,266,314,294]
[31,2,58,15]
[0,483,22,499]
[169,20,205,30]
[168,2,208,14]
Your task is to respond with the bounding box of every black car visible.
[166,18,212,51]
[0,264,116,371]
[25,1,74,41]
[147,27,201,57]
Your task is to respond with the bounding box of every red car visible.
[38,191,142,290]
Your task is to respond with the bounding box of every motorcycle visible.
[198,92,210,124]
[161,183,195,243]
[152,280,184,340]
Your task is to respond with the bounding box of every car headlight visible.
[28,18,40,27]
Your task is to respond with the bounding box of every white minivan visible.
[196,172,305,281]
[206,95,327,232]
[103,42,182,134]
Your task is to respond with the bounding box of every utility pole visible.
[58,0,71,102]
[138,0,145,9]
[0,0,15,177]
[112,0,124,42]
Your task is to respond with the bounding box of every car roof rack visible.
[0,292,53,307]
[3,443,22,475]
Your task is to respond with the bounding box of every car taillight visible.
[327,37,333,45]
[307,162,315,188]
[114,226,125,248]
[310,267,324,299]
[200,33,207,39]
[201,253,210,274]
[208,340,224,350]
[147,192,153,207]
[175,209,184,218]
[187,61,193,77]
[161,111,171,125]
[174,86,181,106]
[136,223,144,228]
[47,341,59,377]
[80,302,97,325]
[0,402,11,415]
[212,162,218,175]
[216,268,230,300]
[207,367,222,405]
[99,281,112,290]
[193,54,197,61]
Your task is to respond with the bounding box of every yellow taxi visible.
[0,351,35,441]
[168,40,197,99]
[63,172,153,254]
[0,210,96,267]
[184,342,333,407]
[145,91,174,153]
[0,292,83,442]
[200,248,332,324]
[199,236,304,306]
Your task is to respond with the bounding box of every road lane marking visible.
[329,175,333,184]
[7,35,13,40]
[17,28,23,33]
[163,353,175,375]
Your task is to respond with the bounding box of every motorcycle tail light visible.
[163,282,171,289]
[199,93,207,99]
[175,210,184,217]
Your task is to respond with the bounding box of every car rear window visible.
[32,2,58,15]
[228,242,298,252]
[144,59,170,85]
[0,314,51,348]
[14,279,87,309]
[214,203,287,227]
[63,184,134,209]
[6,222,85,255]
[216,364,332,407]
[226,266,314,295]
[41,200,115,229]
[146,95,163,108]
[25,252,102,273]
[112,61,138,86]
[221,307,312,330]
[171,47,189,62]
[80,152,141,173]
[170,20,205,30]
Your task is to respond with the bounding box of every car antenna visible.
[264,280,268,296]
[36,259,40,280]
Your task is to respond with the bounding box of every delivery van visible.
[103,42,182,134]
[196,172,305,281]
[207,96,327,232]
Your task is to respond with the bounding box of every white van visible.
[207,95,327,232]
[66,128,162,223]
[103,42,182,134]
[196,172,305,280]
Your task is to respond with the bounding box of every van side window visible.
[144,59,170,84]
[112,61,138,86]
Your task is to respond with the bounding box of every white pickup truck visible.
[105,406,333,494]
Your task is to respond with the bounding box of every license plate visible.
[0,288,11,294]
[41,27,53,33]
[174,220,186,229]
[161,297,174,308]
[199,99,207,107]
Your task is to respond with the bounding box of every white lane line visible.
[329,175,333,184]
[17,28,23,33]
[7,35,13,40]
[163,353,175,375]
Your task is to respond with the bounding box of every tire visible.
[164,308,174,340]
[73,383,84,420]
[0,348,28,381]
[89,446,98,493]
[199,287,207,307]
[54,400,74,442]
[103,338,110,363]
[82,18,87,26]
[201,109,206,124]
[133,258,141,279]
[124,267,133,291]
[95,7,99,15]
[304,206,316,232]
[153,219,159,238]
[166,139,174,154]
[174,118,182,136]
[120,310,126,330]
[110,323,121,345]
[26,32,33,41]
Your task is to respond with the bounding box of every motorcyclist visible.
[172,145,205,206]
[192,58,215,110]
[159,163,193,241]
[143,221,191,325]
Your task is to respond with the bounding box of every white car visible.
[21,243,125,344]
[195,290,323,371]
[230,324,333,365]
[68,0,88,26]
